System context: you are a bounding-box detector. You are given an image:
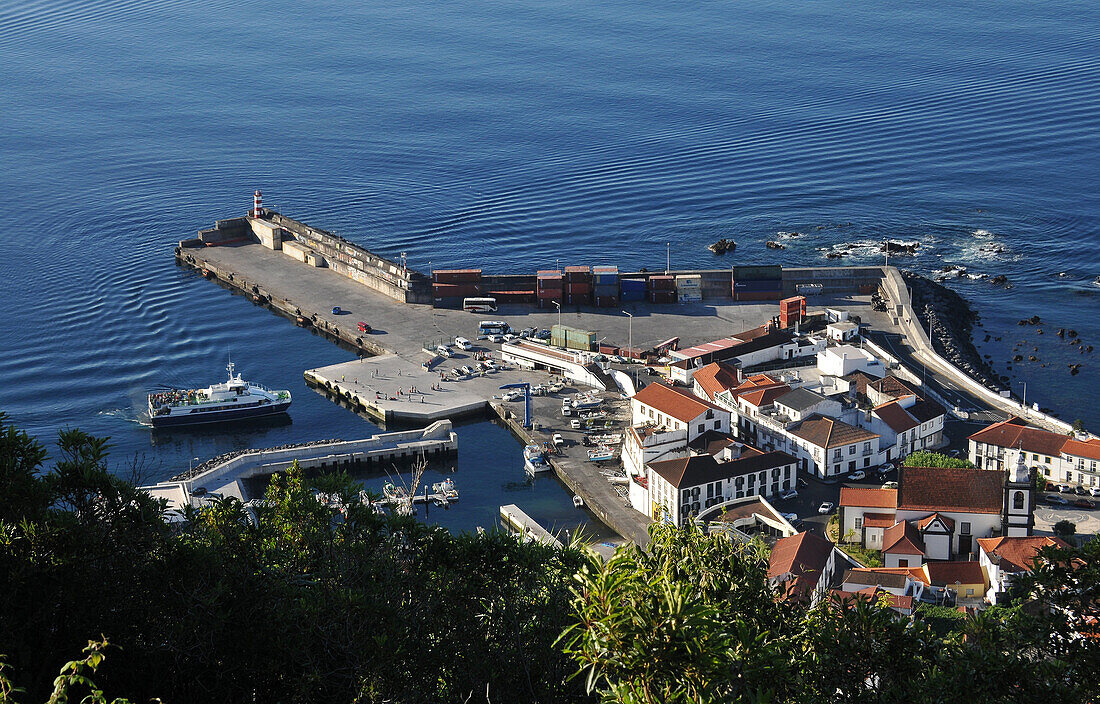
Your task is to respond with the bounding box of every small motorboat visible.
[382,482,408,501]
[587,446,616,462]
[523,444,551,474]
[431,478,458,500]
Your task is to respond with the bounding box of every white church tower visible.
[1003,447,1034,537]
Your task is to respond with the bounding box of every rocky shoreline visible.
[901,271,1009,394]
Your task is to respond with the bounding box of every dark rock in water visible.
[1028,315,1041,325]
[1057,328,1065,338]
[825,251,846,259]
[1068,329,1078,338]
[1087,346,1094,353]
[990,274,1009,286]
[984,334,990,342]
[1029,355,1038,362]
[1013,354,1023,362]
[708,239,736,254]
[1018,319,1028,326]
[984,354,991,359]
[1036,329,1043,335]
[995,337,1001,341]
[639,267,648,272]
[1070,338,1082,346]
[765,241,785,250]
[883,240,919,254]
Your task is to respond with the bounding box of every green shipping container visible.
[733,265,783,281]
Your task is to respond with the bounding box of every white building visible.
[630,382,730,443]
[817,344,883,378]
[826,320,860,342]
[868,394,946,463]
[978,535,1069,605]
[622,424,688,479]
[969,416,1100,490]
[768,532,859,602]
[630,448,798,525]
[788,416,881,479]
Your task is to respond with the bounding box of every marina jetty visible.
[140,420,457,511]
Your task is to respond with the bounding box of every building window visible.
[833,449,842,461]
[863,442,871,453]
[899,558,909,567]
[961,522,971,535]
[848,461,855,471]
[714,420,721,429]
[1013,491,1024,510]
[849,445,856,455]
[855,517,863,529]
[698,423,705,434]
[966,588,974,596]
[1045,457,1051,464]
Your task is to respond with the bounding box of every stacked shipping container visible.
[675,274,702,303]
[564,265,593,306]
[537,270,563,309]
[732,265,783,301]
[593,265,619,307]
[433,269,482,308]
[647,275,676,304]
[620,278,646,302]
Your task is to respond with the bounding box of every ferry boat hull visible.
[149,398,291,428]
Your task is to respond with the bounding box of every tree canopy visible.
[902,451,976,468]
[1,413,1097,703]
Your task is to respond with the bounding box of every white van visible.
[454,336,473,351]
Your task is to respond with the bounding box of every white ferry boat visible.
[147,361,291,428]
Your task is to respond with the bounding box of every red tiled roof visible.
[790,416,880,449]
[898,466,1004,514]
[863,512,896,528]
[1063,438,1100,461]
[692,362,742,401]
[917,512,955,532]
[869,375,919,399]
[882,521,925,555]
[768,531,835,583]
[830,587,913,613]
[923,561,988,588]
[633,382,725,424]
[842,568,909,589]
[740,385,792,409]
[977,536,1070,573]
[839,487,898,509]
[874,400,920,433]
[968,417,1070,457]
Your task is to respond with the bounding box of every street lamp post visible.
[553,300,561,332]
[190,456,199,474]
[622,310,634,388]
[666,242,670,275]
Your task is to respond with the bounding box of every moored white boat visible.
[147,361,291,428]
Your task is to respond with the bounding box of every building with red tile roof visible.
[828,587,914,617]
[978,535,1070,604]
[882,521,926,568]
[968,416,1071,474]
[690,361,743,401]
[631,382,730,440]
[921,561,989,601]
[768,531,854,602]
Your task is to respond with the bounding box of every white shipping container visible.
[675,274,702,289]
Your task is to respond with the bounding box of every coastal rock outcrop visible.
[902,270,1007,393]
[708,239,736,254]
[883,240,919,254]
[765,241,785,250]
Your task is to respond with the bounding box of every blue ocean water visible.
[2,0,1099,528]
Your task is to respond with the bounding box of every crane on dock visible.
[499,382,532,429]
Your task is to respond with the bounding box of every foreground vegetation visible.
[1,413,1097,703]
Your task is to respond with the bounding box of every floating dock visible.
[141,420,458,510]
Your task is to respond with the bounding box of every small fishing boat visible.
[431,477,459,500]
[587,446,616,462]
[382,482,408,502]
[523,444,551,474]
[590,433,623,445]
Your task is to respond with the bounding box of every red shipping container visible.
[566,282,591,295]
[647,275,675,290]
[599,344,620,355]
[432,269,482,283]
[537,289,563,299]
[432,282,481,297]
[735,291,782,302]
[648,290,677,303]
[595,295,619,307]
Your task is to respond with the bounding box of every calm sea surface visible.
[2,0,1099,531]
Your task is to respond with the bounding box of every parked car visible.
[882,481,899,489]
[1056,483,1074,493]
[487,333,504,343]
[781,512,799,524]
[818,502,835,515]
[779,488,798,501]
[1073,498,1095,509]
[503,333,517,342]
[570,419,583,429]
[848,470,867,481]
[357,321,371,333]
[949,449,961,457]
[877,463,893,474]
[552,434,565,449]
[536,329,551,340]
[436,345,453,358]
[1090,487,1100,497]
[1045,494,1070,505]
[1074,486,1089,495]
[454,336,473,350]
[331,306,342,315]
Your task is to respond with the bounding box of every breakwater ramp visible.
[140,420,458,511]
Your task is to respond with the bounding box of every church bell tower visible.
[1003,447,1034,537]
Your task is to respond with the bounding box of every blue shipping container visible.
[621,290,646,302]
[620,278,647,292]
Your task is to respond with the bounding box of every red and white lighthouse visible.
[252,190,263,217]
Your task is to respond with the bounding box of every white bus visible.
[477,320,509,335]
[463,297,498,313]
